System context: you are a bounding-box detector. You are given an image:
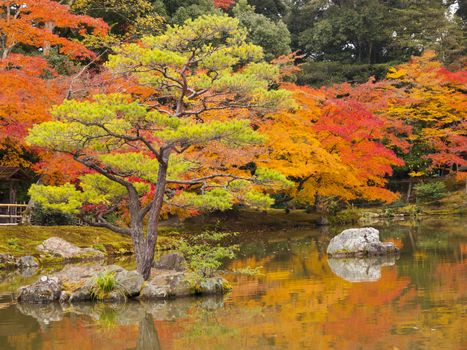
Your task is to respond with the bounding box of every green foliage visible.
[288,0,465,84]
[6,238,20,251]
[329,207,361,225]
[90,272,125,300]
[29,183,84,214]
[30,204,79,226]
[177,230,239,277]
[233,0,291,61]
[167,0,218,24]
[297,61,392,87]
[72,0,165,38]
[415,182,447,203]
[27,15,292,222]
[232,265,264,276]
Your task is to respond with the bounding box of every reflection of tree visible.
[136,313,161,350]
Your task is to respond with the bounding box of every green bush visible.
[30,204,78,226]
[91,272,124,300]
[176,230,239,278]
[414,181,447,202]
[329,207,361,225]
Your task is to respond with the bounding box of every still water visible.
[0,217,465,350]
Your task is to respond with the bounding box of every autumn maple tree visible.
[0,0,107,167]
[260,82,404,213]
[27,15,292,279]
[386,51,467,176]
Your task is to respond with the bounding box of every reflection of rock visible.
[15,296,225,325]
[327,256,397,282]
[37,237,104,261]
[16,301,64,325]
[327,227,399,258]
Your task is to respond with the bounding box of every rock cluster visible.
[0,254,39,270]
[37,237,105,261]
[326,227,399,258]
[17,262,230,304]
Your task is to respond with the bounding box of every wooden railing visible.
[0,204,29,225]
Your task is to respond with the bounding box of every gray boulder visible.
[140,270,231,300]
[153,253,186,271]
[37,237,105,260]
[199,277,231,295]
[17,276,62,303]
[327,227,399,258]
[16,256,39,269]
[116,270,144,297]
[140,271,190,299]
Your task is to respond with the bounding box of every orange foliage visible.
[0,0,107,168]
[386,51,467,171]
[261,83,404,205]
[0,0,107,59]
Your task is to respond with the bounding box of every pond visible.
[0,217,465,349]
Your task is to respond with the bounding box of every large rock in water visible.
[140,270,230,300]
[17,276,62,303]
[37,237,105,260]
[327,227,399,258]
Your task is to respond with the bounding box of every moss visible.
[93,244,106,252]
[62,280,86,293]
[0,225,133,257]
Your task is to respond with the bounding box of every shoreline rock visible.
[0,254,39,270]
[327,227,399,258]
[16,264,230,304]
[37,237,105,261]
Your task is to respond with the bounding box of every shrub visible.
[329,207,361,225]
[90,272,124,300]
[30,204,78,226]
[414,181,447,202]
[176,230,239,278]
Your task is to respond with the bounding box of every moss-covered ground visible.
[0,225,177,257]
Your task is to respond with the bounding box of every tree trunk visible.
[138,154,169,280]
[43,22,55,56]
[406,179,412,203]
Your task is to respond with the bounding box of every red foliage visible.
[213,0,236,9]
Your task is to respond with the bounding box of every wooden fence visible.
[0,204,28,225]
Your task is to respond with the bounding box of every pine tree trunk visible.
[136,154,169,280]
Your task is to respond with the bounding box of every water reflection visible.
[0,217,465,349]
[327,256,397,282]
